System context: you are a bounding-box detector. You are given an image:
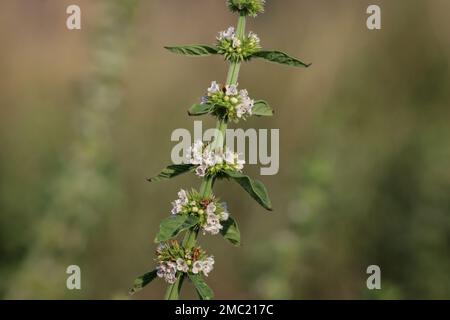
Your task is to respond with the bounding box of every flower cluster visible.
[201,81,254,121]
[187,140,245,177]
[227,0,265,17]
[216,27,261,62]
[171,189,230,235]
[156,241,215,284]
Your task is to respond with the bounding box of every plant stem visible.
[164,273,185,300]
[165,13,246,301]
[226,62,241,85]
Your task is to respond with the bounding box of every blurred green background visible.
[1,0,449,299]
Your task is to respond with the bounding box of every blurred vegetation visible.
[0,0,449,299]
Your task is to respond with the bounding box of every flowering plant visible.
[130,0,310,300]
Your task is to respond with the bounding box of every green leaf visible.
[155,215,199,243]
[147,164,195,182]
[129,270,158,295]
[220,217,241,246]
[188,274,214,300]
[224,171,273,211]
[188,103,214,116]
[252,50,311,68]
[165,45,218,56]
[252,100,274,117]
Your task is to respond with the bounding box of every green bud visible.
[227,0,265,18]
[192,207,199,213]
[230,97,239,104]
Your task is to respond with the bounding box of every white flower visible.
[217,26,235,41]
[248,31,260,44]
[235,89,254,118]
[192,261,203,274]
[223,149,235,164]
[177,189,188,204]
[156,261,177,284]
[235,157,245,170]
[189,141,245,177]
[203,214,223,235]
[176,258,189,273]
[200,95,209,105]
[201,257,215,277]
[171,189,189,215]
[236,105,246,118]
[156,242,168,254]
[225,84,239,96]
[232,36,242,48]
[206,202,216,214]
[195,165,207,177]
[207,81,221,94]
[203,150,217,166]
[188,140,204,165]
[171,199,182,215]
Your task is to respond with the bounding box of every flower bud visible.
[192,207,199,213]
[227,0,265,18]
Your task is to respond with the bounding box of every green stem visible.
[226,15,246,86]
[165,13,246,301]
[226,62,241,85]
[211,118,228,152]
[164,273,185,300]
[200,176,214,197]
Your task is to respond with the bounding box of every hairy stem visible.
[165,13,246,300]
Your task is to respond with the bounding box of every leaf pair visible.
[189,100,274,118]
[129,270,214,300]
[155,214,241,246]
[165,45,311,68]
[148,164,273,211]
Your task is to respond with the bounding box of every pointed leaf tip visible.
[148,164,195,182]
[129,270,158,295]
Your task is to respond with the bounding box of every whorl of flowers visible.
[216,27,261,62]
[171,189,230,235]
[156,241,215,284]
[201,81,254,121]
[187,140,245,177]
[227,0,266,17]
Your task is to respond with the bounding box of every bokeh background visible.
[1,0,449,299]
